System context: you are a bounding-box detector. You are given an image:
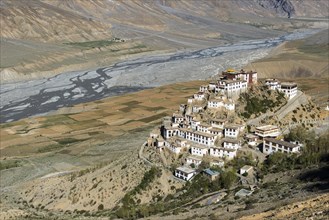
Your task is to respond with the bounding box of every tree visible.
[285,126,314,144]
[220,169,237,189]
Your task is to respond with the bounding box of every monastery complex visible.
[147,69,302,181]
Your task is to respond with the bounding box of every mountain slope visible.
[1,0,328,43]
[0,0,328,83]
[0,0,112,42]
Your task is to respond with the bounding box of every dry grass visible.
[250,29,328,80]
[0,81,203,158]
[239,193,329,220]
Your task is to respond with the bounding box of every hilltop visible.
[1,68,328,219]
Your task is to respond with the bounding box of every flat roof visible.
[220,79,246,84]
[241,165,253,171]
[176,166,195,174]
[222,138,240,144]
[194,131,217,138]
[211,146,236,152]
[256,125,279,131]
[199,122,211,127]
[208,97,224,102]
[225,124,243,129]
[211,118,227,123]
[208,127,223,132]
[191,144,209,150]
[203,168,220,176]
[245,133,258,139]
[171,143,181,148]
[281,82,297,87]
[264,138,299,149]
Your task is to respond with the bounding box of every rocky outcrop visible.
[258,0,295,18]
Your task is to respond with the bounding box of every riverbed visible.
[0,28,322,123]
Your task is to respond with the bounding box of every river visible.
[0,28,322,123]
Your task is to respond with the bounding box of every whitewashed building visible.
[280,82,297,99]
[221,69,258,85]
[222,138,241,150]
[265,79,298,100]
[156,137,165,148]
[191,119,201,130]
[210,159,225,167]
[196,123,211,133]
[187,97,194,104]
[191,145,208,156]
[240,165,253,175]
[166,142,182,154]
[175,166,196,181]
[162,125,177,139]
[185,114,194,124]
[215,80,248,98]
[186,155,203,167]
[186,130,217,146]
[209,147,237,160]
[263,138,300,155]
[179,104,186,113]
[210,118,227,129]
[194,92,208,101]
[192,105,204,113]
[172,113,184,124]
[224,124,244,139]
[207,97,235,111]
[199,85,208,92]
[165,138,190,154]
[208,127,223,136]
[245,134,258,146]
[255,125,281,138]
[265,79,281,90]
[208,82,217,91]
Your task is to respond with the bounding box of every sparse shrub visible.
[191,203,201,209]
[98,204,104,211]
[173,208,180,215]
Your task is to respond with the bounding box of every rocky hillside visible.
[1,0,328,43]
[0,0,112,42]
[1,0,328,83]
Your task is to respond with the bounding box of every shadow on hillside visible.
[298,165,329,192]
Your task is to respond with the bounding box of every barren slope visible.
[1,0,328,83]
[250,29,329,79]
